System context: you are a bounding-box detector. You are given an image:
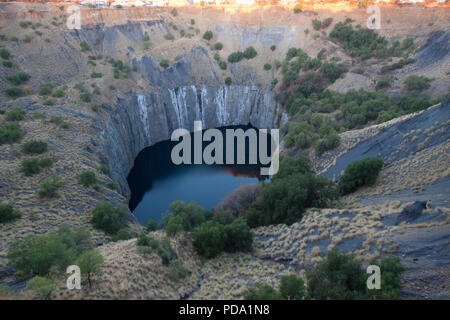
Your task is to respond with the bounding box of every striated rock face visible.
[100,84,286,196]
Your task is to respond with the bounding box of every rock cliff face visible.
[101,84,286,196]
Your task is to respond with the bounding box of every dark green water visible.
[127,125,269,225]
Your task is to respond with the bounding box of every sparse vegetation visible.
[5,106,25,121]
[77,171,97,187]
[39,175,64,198]
[404,75,431,92]
[0,122,23,144]
[21,140,48,154]
[0,203,21,224]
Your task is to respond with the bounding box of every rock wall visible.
[100,84,286,196]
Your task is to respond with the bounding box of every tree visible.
[279,275,305,300]
[193,221,226,259]
[146,218,158,231]
[203,30,213,41]
[404,75,431,92]
[0,203,21,223]
[26,277,56,300]
[224,217,253,253]
[243,46,257,59]
[76,249,104,288]
[5,106,25,121]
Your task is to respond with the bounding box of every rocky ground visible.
[0,3,449,299]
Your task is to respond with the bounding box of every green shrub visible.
[5,87,25,98]
[223,217,252,253]
[263,63,272,71]
[0,203,21,223]
[91,202,129,235]
[76,249,104,287]
[146,219,158,231]
[162,201,210,236]
[51,88,65,98]
[243,46,257,59]
[218,60,227,70]
[368,256,405,299]
[111,229,131,242]
[39,175,64,198]
[22,140,48,154]
[7,72,30,85]
[214,42,223,50]
[5,106,25,121]
[137,234,173,264]
[108,84,116,91]
[244,284,282,300]
[107,181,119,190]
[322,17,333,29]
[307,249,367,299]
[42,98,54,106]
[142,31,149,41]
[2,60,13,68]
[80,92,92,103]
[376,75,393,90]
[0,48,10,59]
[171,8,178,16]
[39,83,54,96]
[202,30,213,41]
[193,221,226,259]
[320,62,347,83]
[19,21,31,28]
[159,59,170,69]
[225,77,232,85]
[80,41,90,52]
[20,158,41,176]
[312,19,322,31]
[316,133,340,155]
[0,122,22,144]
[271,78,278,89]
[270,45,276,51]
[279,275,305,300]
[404,75,431,92]
[90,72,103,78]
[38,157,53,168]
[26,277,55,300]
[338,157,383,194]
[77,171,97,187]
[8,224,92,276]
[167,259,189,282]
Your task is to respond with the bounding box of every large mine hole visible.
[127,125,273,225]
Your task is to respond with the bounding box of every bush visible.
[162,201,210,236]
[91,202,129,235]
[146,219,158,231]
[5,87,25,98]
[0,123,22,144]
[228,51,243,63]
[244,284,282,300]
[320,62,347,83]
[307,249,367,299]
[376,75,393,90]
[5,106,25,121]
[21,140,48,154]
[98,164,110,175]
[160,59,170,69]
[7,72,30,85]
[76,249,103,287]
[167,259,189,282]
[193,221,226,259]
[20,158,41,176]
[0,48,10,59]
[171,8,178,16]
[223,217,252,253]
[218,60,227,70]
[39,83,54,96]
[137,234,173,264]
[2,60,13,68]
[322,17,333,29]
[225,77,232,85]
[338,157,383,194]
[316,133,340,155]
[39,175,64,198]
[243,46,257,59]
[38,157,53,168]
[77,171,97,187]
[279,275,305,300]
[8,224,91,276]
[80,41,90,52]
[263,63,272,71]
[404,75,431,92]
[270,45,276,51]
[312,19,322,31]
[202,30,213,41]
[214,42,223,50]
[51,88,65,98]
[368,256,405,299]
[0,203,21,223]
[26,277,55,300]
